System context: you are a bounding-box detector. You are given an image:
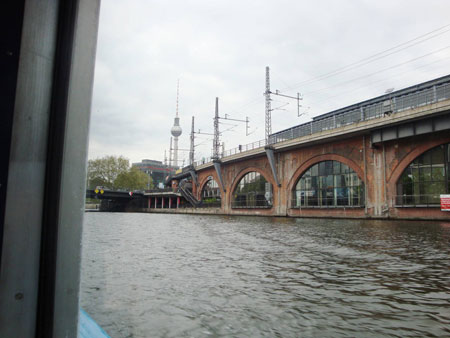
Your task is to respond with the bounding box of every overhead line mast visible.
[189,116,195,165]
[265,66,302,143]
[213,97,220,159]
[265,66,272,142]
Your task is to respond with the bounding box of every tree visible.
[87,155,129,189]
[114,166,151,191]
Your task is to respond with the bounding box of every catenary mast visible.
[189,116,195,165]
[265,66,271,142]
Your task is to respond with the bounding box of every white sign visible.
[440,194,450,211]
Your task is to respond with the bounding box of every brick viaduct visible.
[191,129,450,220]
[161,75,450,220]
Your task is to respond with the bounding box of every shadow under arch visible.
[198,174,223,207]
[198,172,222,199]
[228,166,276,208]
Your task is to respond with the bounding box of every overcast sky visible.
[88,0,450,166]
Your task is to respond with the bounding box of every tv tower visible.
[170,80,182,167]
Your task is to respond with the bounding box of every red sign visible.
[441,194,450,211]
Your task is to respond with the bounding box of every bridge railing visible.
[198,199,222,208]
[231,196,273,209]
[222,139,267,157]
[193,157,213,167]
[270,82,450,144]
[145,188,173,193]
[192,81,450,168]
[289,196,365,208]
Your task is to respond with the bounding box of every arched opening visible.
[291,160,364,208]
[201,177,221,207]
[232,171,273,208]
[396,143,449,206]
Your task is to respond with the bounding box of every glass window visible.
[397,143,449,206]
[341,163,349,174]
[318,162,326,176]
[431,146,445,164]
[201,178,221,207]
[232,171,273,208]
[419,151,431,165]
[335,175,346,187]
[333,161,341,174]
[292,160,364,208]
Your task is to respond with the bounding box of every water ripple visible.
[81,214,450,337]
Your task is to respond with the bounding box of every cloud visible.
[88,0,450,164]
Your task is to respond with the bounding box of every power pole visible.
[213,97,220,159]
[189,97,248,163]
[189,116,195,165]
[265,66,272,143]
[264,66,302,144]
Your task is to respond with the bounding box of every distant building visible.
[132,159,176,189]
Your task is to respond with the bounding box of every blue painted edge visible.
[79,308,111,338]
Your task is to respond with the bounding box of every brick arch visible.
[227,166,277,207]
[287,153,365,193]
[198,173,222,200]
[388,138,450,189]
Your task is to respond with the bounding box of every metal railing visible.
[289,196,365,208]
[193,139,268,166]
[198,199,222,208]
[231,196,273,209]
[270,82,450,144]
[394,194,442,207]
[222,139,268,158]
[193,156,213,167]
[192,80,450,168]
[145,188,173,193]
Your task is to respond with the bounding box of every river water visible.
[80,213,450,337]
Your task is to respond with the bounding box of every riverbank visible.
[125,207,450,221]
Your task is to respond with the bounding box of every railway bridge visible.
[86,189,145,211]
[160,75,450,220]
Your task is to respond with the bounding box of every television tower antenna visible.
[170,80,183,168]
[169,137,173,167]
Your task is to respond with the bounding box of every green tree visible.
[114,166,151,191]
[87,155,129,189]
